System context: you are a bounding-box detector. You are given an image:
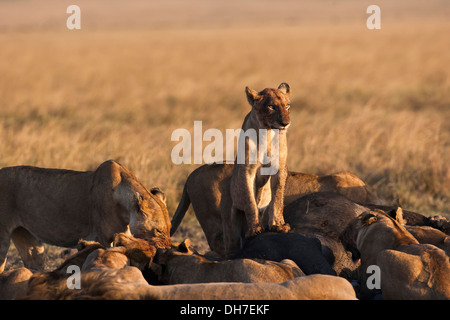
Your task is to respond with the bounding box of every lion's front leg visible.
[241,173,263,237]
[266,168,290,233]
[232,191,262,239]
[230,170,262,254]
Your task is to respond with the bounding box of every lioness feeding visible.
[340,208,450,299]
[0,160,171,273]
[229,83,292,254]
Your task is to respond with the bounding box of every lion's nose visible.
[279,120,291,128]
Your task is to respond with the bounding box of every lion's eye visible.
[267,106,274,111]
[285,105,291,110]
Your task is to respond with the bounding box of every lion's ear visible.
[77,239,90,251]
[361,212,378,226]
[150,187,166,205]
[278,83,291,96]
[245,86,261,107]
[178,239,193,254]
[387,207,406,224]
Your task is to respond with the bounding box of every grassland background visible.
[1,0,449,271]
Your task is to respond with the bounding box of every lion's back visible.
[0,164,95,246]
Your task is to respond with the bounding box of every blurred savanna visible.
[0,0,449,270]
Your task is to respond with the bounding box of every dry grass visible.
[1,0,449,271]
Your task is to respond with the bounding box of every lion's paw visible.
[246,224,263,238]
[270,223,291,233]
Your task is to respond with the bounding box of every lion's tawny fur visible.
[0,160,170,273]
[229,83,293,255]
[23,266,357,300]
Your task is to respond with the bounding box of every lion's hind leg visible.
[11,227,46,271]
[229,206,246,255]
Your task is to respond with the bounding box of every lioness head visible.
[245,83,291,130]
[340,208,414,262]
[340,210,383,261]
[129,189,172,249]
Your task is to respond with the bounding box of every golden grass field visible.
[1,0,449,271]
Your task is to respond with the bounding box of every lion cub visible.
[229,83,292,253]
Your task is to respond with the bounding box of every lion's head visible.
[129,187,171,249]
[340,208,415,262]
[245,83,291,130]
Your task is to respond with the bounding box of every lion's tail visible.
[170,183,191,236]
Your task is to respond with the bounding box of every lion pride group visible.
[0,84,449,300]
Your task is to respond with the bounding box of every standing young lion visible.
[229,83,292,253]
